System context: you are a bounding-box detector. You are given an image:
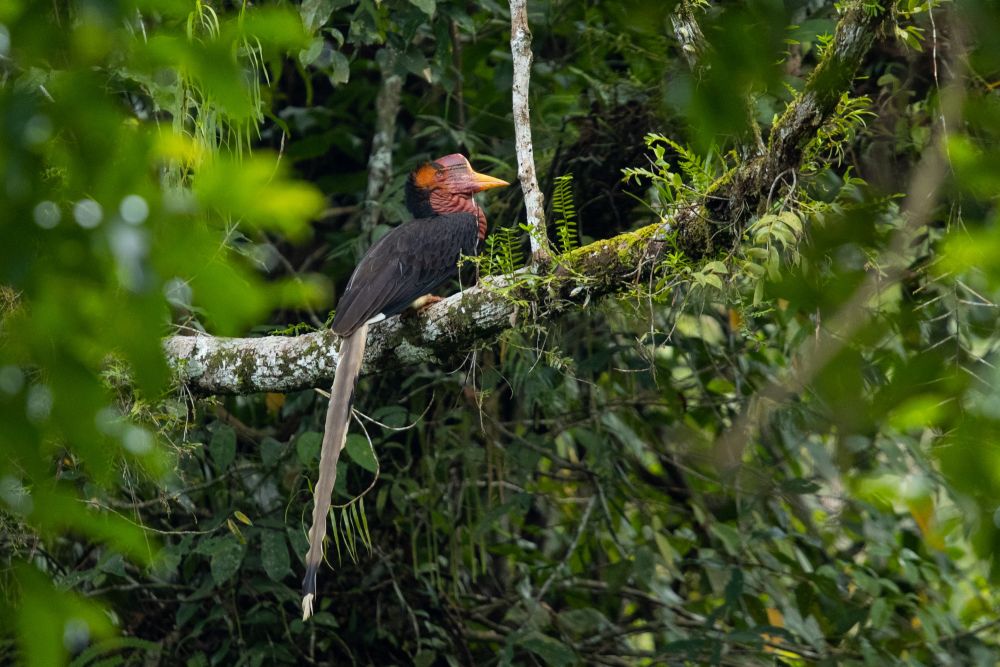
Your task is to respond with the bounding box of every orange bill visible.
[471,171,510,191]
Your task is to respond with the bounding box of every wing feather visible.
[331,214,479,336]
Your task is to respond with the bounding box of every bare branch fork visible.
[163,1,889,397]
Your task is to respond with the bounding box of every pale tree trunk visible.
[508,0,551,265]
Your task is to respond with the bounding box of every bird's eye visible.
[434,170,446,181]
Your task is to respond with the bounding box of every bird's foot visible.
[402,294,443,319]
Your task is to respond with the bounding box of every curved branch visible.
[164,219,673,395]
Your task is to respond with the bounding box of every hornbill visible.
[301,153,509,620]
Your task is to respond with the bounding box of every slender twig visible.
[509,0,551,264]
[450,20,467,140]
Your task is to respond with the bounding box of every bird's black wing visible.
[331,213,479,336]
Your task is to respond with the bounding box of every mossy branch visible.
[163,0,889,396]
[703,1,890,233]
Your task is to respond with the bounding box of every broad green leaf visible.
[704,260,729,274]
[194,155,325,240]
[329,50,351,85]
[345,433,378,472]
[296,431,323,466]
[261,529,291,582]
[210,425,237,470]
[300,0,336,32]
[520,632,575,667]
[300,37,324,66]
[15,563,114,667]
[260,437,284,467]
[710,523,742,555]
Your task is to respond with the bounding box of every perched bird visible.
[302,153,509,620]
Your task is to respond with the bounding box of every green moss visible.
[269,321,317,336]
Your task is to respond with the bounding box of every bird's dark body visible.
[331,212,480,336]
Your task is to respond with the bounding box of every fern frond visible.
[552,174,579,254]
[657,136,715,190]
[483,225,525,276]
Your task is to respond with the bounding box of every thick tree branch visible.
[164,222,668,395]
[509,0,551,264]
[163,1,888,396]
[712,20,963,471]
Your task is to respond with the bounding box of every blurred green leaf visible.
[260,436,284,467]
[408,0,436,18]
[519,632,575,667]
[329,50,351,85]
[194,155,325,240]
[14,563,115,667]
[300,0,338,33]
[296,431,323,466]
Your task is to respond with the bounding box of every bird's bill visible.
[469,171,510,192]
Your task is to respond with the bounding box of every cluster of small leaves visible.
[623,132,721,215]
[891,0,939,51]
[802,93,875,172]
[741,211,804,304]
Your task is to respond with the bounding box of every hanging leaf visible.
[203,536,245,586]
[329,50,351,85]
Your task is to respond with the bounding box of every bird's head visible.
[405,154,509,222]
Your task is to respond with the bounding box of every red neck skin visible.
[429,190,488,240]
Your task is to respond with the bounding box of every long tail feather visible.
[301,323,368,620]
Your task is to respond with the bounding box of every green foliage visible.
[741,211,804,304]
[4,0,1000,666]
[0,0,323,663]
